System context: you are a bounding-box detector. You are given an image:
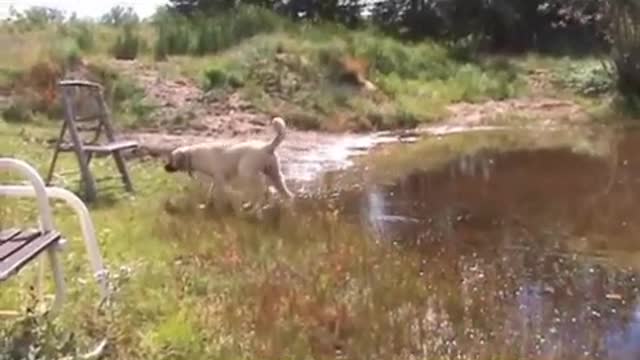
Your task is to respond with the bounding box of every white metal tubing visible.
[0,185,108,299]
[0,158,67,311]
[0,158,54,231]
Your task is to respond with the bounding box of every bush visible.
[2,98,34,123]
[112,24,141,60]
[204,67,245,89]
[553,62,614,96]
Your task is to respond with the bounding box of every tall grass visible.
[153,5,287,59]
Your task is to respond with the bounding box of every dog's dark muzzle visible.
[164,163,178,172]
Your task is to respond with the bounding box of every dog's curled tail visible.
[266,117,286,153]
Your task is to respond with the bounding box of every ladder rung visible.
[75,114,105,122]
[55,170,78,176]
[59,80,103,89]
[95,176,121,183]
[76,124,101,132]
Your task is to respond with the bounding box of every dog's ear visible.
[173,151,186,169]
[161,152,172,165]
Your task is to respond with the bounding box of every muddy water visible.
[323,127,640,360]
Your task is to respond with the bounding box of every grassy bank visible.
[0,8,529,131]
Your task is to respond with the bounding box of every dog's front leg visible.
[215,175,247,215]
[194,172,218,209]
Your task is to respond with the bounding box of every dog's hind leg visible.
[207,173,241,214]
[237,162,269,214]
[264,161,293,200]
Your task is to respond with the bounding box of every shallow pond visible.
[303,126,640,360]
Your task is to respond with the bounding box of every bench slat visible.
[0,230,41,260]
[0,231,62,281]
[0,229,21,243]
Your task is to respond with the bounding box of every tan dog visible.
[164,117,293,212]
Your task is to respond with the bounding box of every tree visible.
[9,6,66,28]
[101,6,140,26]
[168,0,238,15]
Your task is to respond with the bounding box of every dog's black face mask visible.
[164,151,193,176]
[164,151,183,173]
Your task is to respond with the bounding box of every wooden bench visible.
[0,229,63,281]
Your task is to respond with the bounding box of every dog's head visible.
[164,148,190,173]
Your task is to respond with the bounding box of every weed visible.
[0,291,79,359]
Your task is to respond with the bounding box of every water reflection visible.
[331,128,640,359]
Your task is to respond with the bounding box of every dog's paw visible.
[242,202,254,211]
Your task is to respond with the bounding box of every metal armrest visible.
[0,158,55,232]
[0,185,109,299]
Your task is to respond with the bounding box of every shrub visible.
[554,62,614,96]
[2,98,34,123]
[204,67,245,89]
[112,24,141,60]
